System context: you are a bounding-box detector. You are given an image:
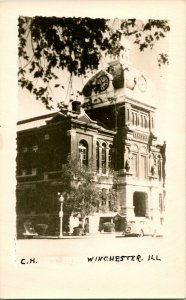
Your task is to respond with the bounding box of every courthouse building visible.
[16,40,166,235]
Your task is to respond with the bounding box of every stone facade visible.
[82,52,166,226]
[16,109,116,236]
[16,45,166,236]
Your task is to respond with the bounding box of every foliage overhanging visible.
[18,17,170,109]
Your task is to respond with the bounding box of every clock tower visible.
[82,39,166,226]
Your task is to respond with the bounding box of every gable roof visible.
[17,110,115,136]
[77,112,97,124]
[46,110,98,126]
[17,112,56,131]
[46,111,67,124]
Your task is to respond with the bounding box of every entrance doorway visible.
[133,192,148,217]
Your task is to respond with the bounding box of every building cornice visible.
[17,112,56,125]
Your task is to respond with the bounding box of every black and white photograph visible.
[0,1,185,299]
[17,16,167,239]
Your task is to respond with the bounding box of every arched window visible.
[131,144,138,178]
[102,143,106,174]
[79,140,88,167]
[108,145,112,170]
[131,144,138,152]
[96,142,99,171]
[140,147,147,179]
[135,113,138,126]
[140,155,147,179]
[133,192,148,217]
[101,188,107,206]
[141,115,143,128]
[132,153,138,178]
[140,146,147,154]
[127,109,130,121]
[144,116,147,128]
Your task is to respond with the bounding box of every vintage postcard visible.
[0,0,185,298]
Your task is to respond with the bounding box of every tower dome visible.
[107,36,131,66]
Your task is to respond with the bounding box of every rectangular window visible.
[33,145,38,152]
[22,170,26,176]
[21,168,37,176]
[96,145,99,171]
[26,168,32,175]
[159,194,165,213]
[79,144,88,167]
[132,153,138,178]
[79,148,87,165]
[44,134,50,140]
[135,113,138,126]
[102,150,106,162]
[108,152,112,169]
[32,168,37,175]
[24,189,36,214]
[140,155,147,179]
[82,148,86,161]
[102,147,106,174]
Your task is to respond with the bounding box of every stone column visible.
[145,193,150,218]
[125,103,131,124]
[92,135,97,172]
[150,187,160,224]
[117,180,135,219]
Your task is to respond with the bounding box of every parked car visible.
[22,220,38,239]
[123,218,163,237]
[99,213,124,232]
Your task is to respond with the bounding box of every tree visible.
[60,156,119,218]
[18,17,170,109]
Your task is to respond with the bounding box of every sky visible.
[17,18,170,140]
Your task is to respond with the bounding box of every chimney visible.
[72,100,81,113]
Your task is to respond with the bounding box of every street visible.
[3,235,181,300]
[15,235,164,265]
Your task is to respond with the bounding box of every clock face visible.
[96,75,109,92]
[138,75,147,92]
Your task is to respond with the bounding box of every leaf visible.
[27,82,33,92]
[18,16,169,109]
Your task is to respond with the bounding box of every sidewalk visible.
[32,232,123,239]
